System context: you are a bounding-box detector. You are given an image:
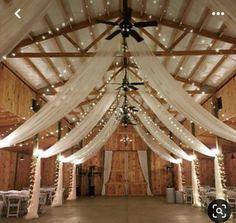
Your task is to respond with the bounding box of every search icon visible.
[216,207,223,215]
[208,199,231,223]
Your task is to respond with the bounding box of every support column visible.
[24,134,41,219]
[177,162,184,192]
[191,123,201,207]
[212,97,227,200]
[191,155,201,207]
[67,164,77,201]
[25,97,41,220]
[52,121,64,207]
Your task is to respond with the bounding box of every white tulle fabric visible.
[52,160,63,207]
[214,156,225,199]
[101,151,113,195]
[67,164,77,201]
[191,160,201,207]
[127,38,236,143]
[42,92,116,158]
[140,92,215,157]
[64,113,118,164]
[177,163,184,192]
[134,125,178,164]
[137,151,153,196]
[0,0,54,59]
[24,157,41,220]
[0,37,119,148]
[132,104,192,161]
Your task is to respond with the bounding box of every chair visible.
[0,194,7,217]
[7,196,21,218]
[38,193,47,214]
[184,191,193,204]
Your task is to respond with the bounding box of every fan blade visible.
[130,30,144,42]
[96,19,118,26]
[134,21,158,27]
[129,85,138,91]
[106,30,121,40]
[130,82,145,85]
[109,83,121,85]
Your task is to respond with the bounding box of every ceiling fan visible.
[96,0,158,42]
[111,58,145,91]
[117,92,138,128]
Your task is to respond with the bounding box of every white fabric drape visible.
[52,160,63,207]
[67,164,77,201]
[0,37,119,148]
[134,125,179,164]
[214,156,225,199]
[201,0,236,30]
[101,151,113,195]
[140,92,215,157]
[64,113,118,164]
[127,38,236,143]
[0,0,54,59]
[42,92,116,158]
[24,157,41,220]
[137,151,152,196]
[135,109,192,161]
[177,163,184,192]
[191,160,201,207]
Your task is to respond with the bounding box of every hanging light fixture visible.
[120,135,132,146]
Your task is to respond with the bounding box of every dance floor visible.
[2,196,235,223]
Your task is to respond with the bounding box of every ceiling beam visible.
[132,11,236,44]
[10,48,236,58]
[12,12,120,50]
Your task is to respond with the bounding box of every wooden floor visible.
[2,196,236,223]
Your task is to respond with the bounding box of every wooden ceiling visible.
[1,0,236,154]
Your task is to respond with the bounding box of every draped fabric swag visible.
[101,151,113,195]
[134,126,179,164]
[52,160,64,207]
[67,164,77,201]
[127,38,236,143]
[0,0,54,59]
[191,160,201,207]
[137,151,152,196]
[64,113,118,164]
[42,92,116,158]
[0,37,119,148]
[24,157,41,220]
[140,92,214,157]
[134,108,192,161]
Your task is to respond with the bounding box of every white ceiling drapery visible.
[0,37,120,148]
[63,113,118,164]
[134,125,179,164]
[135,110,192,161]
[127,38,236,143]
[0,0,54,59]
[140,92,215,157]
[42,91,116,158]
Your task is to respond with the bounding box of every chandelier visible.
[120,135,133,146]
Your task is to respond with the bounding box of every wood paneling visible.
[224,152,236,186]
[41,156,56,187]
[0,66,35,119]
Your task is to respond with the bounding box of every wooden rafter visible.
[12,12,120,50]
[132,11,236,44]
[10,49,236,58]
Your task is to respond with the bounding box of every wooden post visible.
[211,96,226,199]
